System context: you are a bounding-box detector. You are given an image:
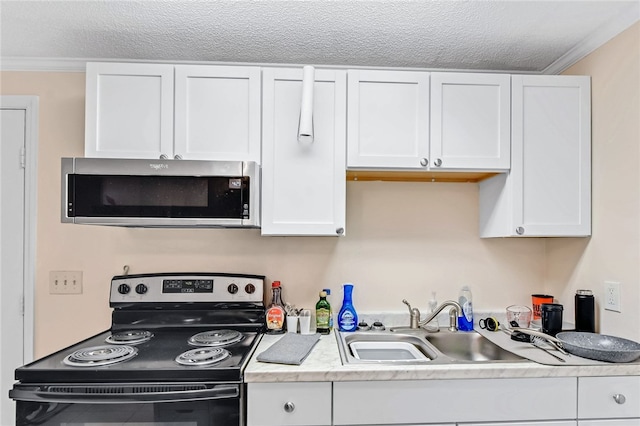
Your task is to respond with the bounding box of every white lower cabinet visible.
[247,382,332,426]
[464,422,575,426]
[333,378,577,425]
[577,376,640,423]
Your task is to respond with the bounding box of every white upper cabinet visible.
[85,62,174,159]
[347,70,510,171]
[85,62,261,162]
[479,75,591,237]
[347,70,430,169]
[430,72,511,171]
[261,67,347,236]
[174,65,261,162]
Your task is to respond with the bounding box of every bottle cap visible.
[576,289,593,296]
[320,291,327,297]
[272,281,281,288]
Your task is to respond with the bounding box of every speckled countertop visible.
[244,330,640,383]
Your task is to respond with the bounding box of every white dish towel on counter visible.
[257,333,321,365]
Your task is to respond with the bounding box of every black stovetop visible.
[15,326,262,384]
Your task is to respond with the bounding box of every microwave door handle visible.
[10,384,239,404]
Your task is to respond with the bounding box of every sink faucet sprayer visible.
[402,299,461,332]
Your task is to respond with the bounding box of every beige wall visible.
[549,22,640,340]
[1,22,638,357]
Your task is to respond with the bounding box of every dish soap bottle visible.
[338,283,358,332]
[265,281,285,334]
[316,291,331,335]
[458,286,474,331]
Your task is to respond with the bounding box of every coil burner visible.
[105,330,153,345]
[63,345,138,367]
[175,348,231,366]
[188,329,243,347]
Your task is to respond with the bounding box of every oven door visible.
[11,382,242,426]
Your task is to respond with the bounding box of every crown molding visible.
[543,6,639,74]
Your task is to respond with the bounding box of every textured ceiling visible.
[1,0,638,73]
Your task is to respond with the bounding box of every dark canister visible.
[541,303,563,336]
[575,289,595,332]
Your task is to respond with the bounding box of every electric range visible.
[10,272,265,426]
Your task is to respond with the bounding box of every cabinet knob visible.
[433,158,442,167]
[420,158,428,167]
[174,154,183,160]
[336,227,344,236]
[516,226,525,235]
[613,393,626,404]
[283,401,295,413]
[159,154,169,160]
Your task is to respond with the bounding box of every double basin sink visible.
[336,328,524,365]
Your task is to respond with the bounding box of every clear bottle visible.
[265,281,285,334]
[316,291,331,335]
[428,291,439,329]
[458,286,473,331]
[338,283,358,332]
[322,288,334,331]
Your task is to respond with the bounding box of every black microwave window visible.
[69,175,248,219]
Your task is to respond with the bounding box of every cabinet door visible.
[334,378,576,425]
[247,382,332,426]
[174,65,261,162]
[578,376,640,420]
[430,72,510,170]
[347,70,430,169]
[85,62,174,159]
[512,75,591,236]
[479,75,591,237]
[261,68,346,236]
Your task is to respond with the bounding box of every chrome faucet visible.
[401,299,461,332]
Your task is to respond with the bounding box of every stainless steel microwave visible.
[61,157,260,228]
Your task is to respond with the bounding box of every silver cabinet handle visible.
[419,158,428,167]
[433,158,442,167]
[283,401,295,413]
[159,154,169,160]
[516,227,525,235]
[174,154,183,160]
[613,393,626,404]
[336,227,344,236]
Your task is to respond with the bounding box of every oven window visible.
[16,399,239,426]
[68,175,248,218]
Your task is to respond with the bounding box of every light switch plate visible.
[49,271,83,294]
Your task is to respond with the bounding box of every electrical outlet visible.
[49,271,83,294]
[604,281,621,312]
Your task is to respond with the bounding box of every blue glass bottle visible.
[338,283,358,332]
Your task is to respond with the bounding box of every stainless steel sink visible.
[425,330,523,362]
[336,328,524,365]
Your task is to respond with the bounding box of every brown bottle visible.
[265,281,285,334]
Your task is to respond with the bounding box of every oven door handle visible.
[10,383,239,404]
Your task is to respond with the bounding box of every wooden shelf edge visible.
[346,170,501,183]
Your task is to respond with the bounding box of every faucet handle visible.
[402,299,421,328]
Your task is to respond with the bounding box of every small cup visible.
[286,316,299,333]
[478,317,500,332]
[506,305,532,328]
[299,309,312,335]
[531,294,554,320]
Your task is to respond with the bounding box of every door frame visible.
[0,95,38,363]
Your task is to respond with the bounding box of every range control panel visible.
[110,273,264,304]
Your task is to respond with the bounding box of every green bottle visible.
[316,291,331,335]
